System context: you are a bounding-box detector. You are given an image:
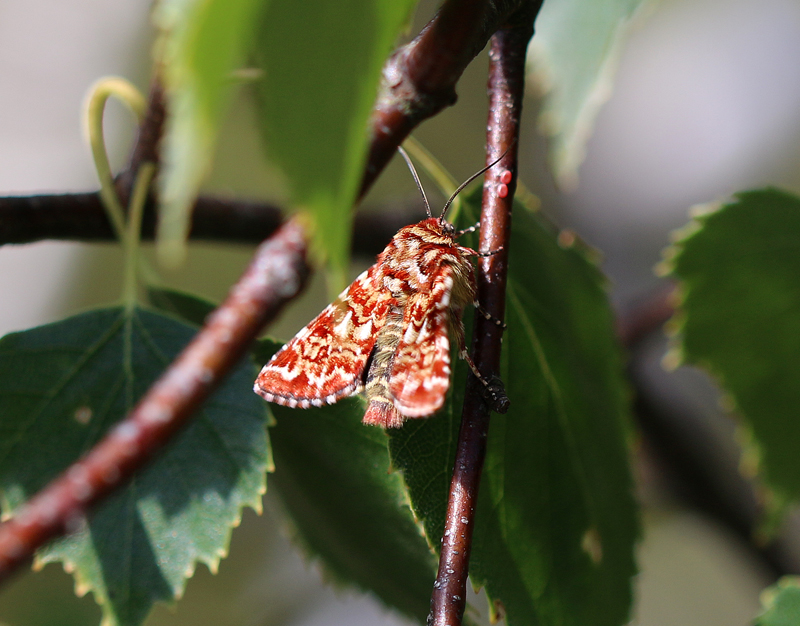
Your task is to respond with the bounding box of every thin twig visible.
[616,283,676,348]
[0,192,420,256]
[429,6,537,624]
[0,218,309,584]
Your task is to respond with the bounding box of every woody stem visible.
[428,7,536,626]
[359,0,526,199]
[0,190,419,257]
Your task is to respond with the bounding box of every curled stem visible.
[84,77,146,241]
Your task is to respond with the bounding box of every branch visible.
[0,192,423,256]
[359,0,525,198]
[429,5,538,624]
[0,218,309,584]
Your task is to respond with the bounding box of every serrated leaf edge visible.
[6,306,270,626]
[659,191,800,534]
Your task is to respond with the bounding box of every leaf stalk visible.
[84,77,146,242]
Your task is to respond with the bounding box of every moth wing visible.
[255,269,391,407]
[389,290,453,419]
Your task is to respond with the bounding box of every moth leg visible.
[460,348,482,381]
[474,301,507,329]
[453,312,510,413]
[474,246,503,258]
[458,348,510,413]
[455,221,480,237]
[484,374,510,413]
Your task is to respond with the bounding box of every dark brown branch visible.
[0,192,421,256]
[128,80,167,171]
[359,0,524,199]
[0,219,309,584]
[0,192,282,246]
[429,7,536,624]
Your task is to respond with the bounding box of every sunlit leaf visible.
[253,0,418,289]
[0,307,269,626]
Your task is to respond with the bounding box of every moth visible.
[254,148,507,428]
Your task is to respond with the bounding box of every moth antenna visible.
[440,145,512,222]
[397,146,433,219]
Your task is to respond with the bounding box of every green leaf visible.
[147,286,217,328]
[253,0,418,288]
[666,188,800,504]
[154,0,266,266]
[530,0,646,187]
[755,577,800,626]
[390,190,638,626]
[262,340,436,623]
[0,307,269,626]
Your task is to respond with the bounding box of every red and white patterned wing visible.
[254,269,392,408]
[388,277,454,418]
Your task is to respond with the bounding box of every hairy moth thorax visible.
[254,148,508,428]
